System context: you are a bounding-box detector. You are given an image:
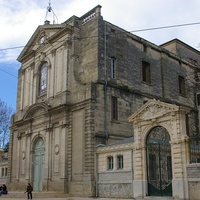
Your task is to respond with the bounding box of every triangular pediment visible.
[17,23,71,62]
[128,99,188,122]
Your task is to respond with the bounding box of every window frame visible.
[178,75,186,96]
[107,156,114,170]
[196,93,200,107]
[110,57,116,79]
[1,168,4,177]
[5,168,7,177]
[117,155,123,169]
[111,96,118,120]
[38,62,48,95]
[142,61,151,84]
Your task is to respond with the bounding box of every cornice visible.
[96,142,134,153]
[19,50,35,63]
[48,25,74,44]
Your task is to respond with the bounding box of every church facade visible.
[8,5,200,199]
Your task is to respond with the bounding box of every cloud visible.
[1,0,200,64]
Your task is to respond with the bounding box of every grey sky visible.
[0,0,200,109]
[1,0,200,63]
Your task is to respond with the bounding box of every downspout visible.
[131,149,134,197]
[160,52,165,99]
[95,150,99,197]
[104,22,108,144]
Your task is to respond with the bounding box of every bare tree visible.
[0,99,13,148]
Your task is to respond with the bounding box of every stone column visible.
[16,133,22,181]
[133,145,146,199]
[25,131,31,181]
[44,126,52,191]
[60,122,68,193]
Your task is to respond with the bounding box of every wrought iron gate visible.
[146,126,172,196]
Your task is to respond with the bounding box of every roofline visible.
[160,38,200,55]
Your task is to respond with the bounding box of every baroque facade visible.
[8,5,200,199]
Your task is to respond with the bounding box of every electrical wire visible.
[0,21,200,52]
[0,21,200,107]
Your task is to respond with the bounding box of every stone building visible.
[8,5,200,199]
[0,149,8,185]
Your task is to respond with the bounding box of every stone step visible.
[144,197,172,200]
[1,191,69,198]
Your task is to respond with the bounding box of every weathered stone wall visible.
[161,40,200,66]
[92,19,198,145]
[187,164,200,200]
[102,22,196,108]
[98,182,132,198]
[97,145,133,198]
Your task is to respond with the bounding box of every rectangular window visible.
[110,57,116,79]
[111,96,118,120]
[1,168,4,177]
[107,156,113,170]
[5,168,7,177]
[179,76,185,96]
[196,93,200,106]
[117,155,123,169]
[142,61,151,84]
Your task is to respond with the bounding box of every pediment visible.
[23,102,51,120]
[17,23,69,62]
[128,99,188,122]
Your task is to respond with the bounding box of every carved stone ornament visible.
[55,144,59,155]
[140,104,175,120]
[22,151,26,160]
[39,52,46,62]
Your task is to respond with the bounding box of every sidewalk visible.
[0,192,132,200]
[1,193,132,200]
[1,198,132,200]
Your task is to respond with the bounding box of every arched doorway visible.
[146,126,172,196]
[33,137,45,191]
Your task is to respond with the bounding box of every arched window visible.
[39,62,48,95]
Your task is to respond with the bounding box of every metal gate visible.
[146,126,172,196]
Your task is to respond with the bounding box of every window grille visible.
[189,134,200,163]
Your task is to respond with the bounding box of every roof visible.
[108,137,134,146]
[160,38,200,55]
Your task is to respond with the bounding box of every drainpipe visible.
[104,22,108,144]
[95,151,99,197]
[131,149,134,197]
[160,52,165,99]
[104,80,108,144]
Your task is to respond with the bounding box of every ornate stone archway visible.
[128,99,190,199]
